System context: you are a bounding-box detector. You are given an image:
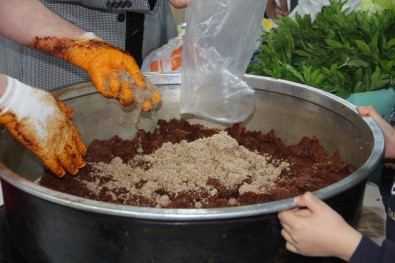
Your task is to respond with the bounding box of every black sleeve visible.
[349,235,395,263]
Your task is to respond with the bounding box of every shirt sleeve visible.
[349,235,395,263]
[46,0,161,14]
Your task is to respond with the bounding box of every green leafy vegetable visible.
[247,0,395,98]
[361,0,395,13]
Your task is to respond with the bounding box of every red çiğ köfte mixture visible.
[39,119,355,208]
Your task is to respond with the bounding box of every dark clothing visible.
[349,178,395,263]
[125,12,145,66]
[0,0,177,91]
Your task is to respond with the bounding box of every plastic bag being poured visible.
[180,0,267,123]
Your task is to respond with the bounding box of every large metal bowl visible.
[0,73,384,263]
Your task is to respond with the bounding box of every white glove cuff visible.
[0,76,29,116]
[79,32,99,40]
[0,77,55,140]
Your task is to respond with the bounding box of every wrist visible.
[79,32,100,41]
[0,76,18,115]
[0,76,32,117]
[63,32,110,70]
[336,228,362,261]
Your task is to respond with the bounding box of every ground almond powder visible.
[82,131,289,208]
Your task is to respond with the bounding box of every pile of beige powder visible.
[81,131,289,208]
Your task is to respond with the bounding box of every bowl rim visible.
[0,73,385,221]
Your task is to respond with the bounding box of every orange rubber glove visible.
[31,33,161,111]
[0,76,87,177]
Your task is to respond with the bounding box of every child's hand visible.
[278,192,362,261]
[357,105,395,169]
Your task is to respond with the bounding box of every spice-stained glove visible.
[0,76,87,177]
[33,33,161,111]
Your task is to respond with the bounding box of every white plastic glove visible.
[0,76,87,177]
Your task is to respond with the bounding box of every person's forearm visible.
[0,0,85,46]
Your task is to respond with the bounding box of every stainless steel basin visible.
[0,73,384,262]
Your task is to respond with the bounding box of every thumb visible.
[56,99,74,118]
[295,192,324,213]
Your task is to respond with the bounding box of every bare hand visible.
[278,192,362,261]
[357,105,395,169]
[169,0,190,8]
[265,0,288,20]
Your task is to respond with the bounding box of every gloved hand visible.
[0,76,87,177]
[33,33,161,111]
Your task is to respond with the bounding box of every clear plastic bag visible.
[180,0,267,123]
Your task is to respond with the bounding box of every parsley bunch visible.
[247,0,395,98]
